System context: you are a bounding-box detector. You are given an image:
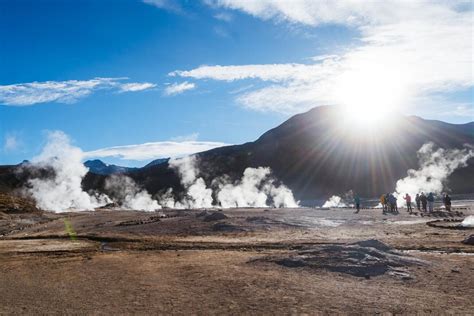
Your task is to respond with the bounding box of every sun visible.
[334,64,407,126]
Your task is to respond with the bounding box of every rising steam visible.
[461,216,474,228]
[322,195,347,208]
[104,175,160,211]
[24,131,298,211]
[215,166,298,208]
[169,156,299,208]
[395,142,474,204]
[26,131,110,212]
[169,156,214,208]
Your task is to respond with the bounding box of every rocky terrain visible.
[1,195,473,314]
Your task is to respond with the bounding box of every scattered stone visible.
[462,235,474,245]
[116,216,161,226]
[451,267,460,273]
[203,212,228,222]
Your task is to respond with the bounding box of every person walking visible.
[427,192,435,213]
[354,195,361,214]
[404,193,413,214]
[443,194,452,212]
[415,193,421,211]
[420,192,427,212]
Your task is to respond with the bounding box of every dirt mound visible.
[203,212,228,222]
[0,193,40,214]
[257,240,428,279]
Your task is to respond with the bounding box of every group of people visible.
[352,192,453,214]
[378,192,452,214]
[379,193,399,214]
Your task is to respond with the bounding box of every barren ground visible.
[1,205,473,314]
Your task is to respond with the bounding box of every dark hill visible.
[109,106,474,200]
[2,106,474,200]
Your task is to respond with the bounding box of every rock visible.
[462,235,474,245]
[203,212,228,222]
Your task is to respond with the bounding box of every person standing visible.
[404,193,413,214]
[443,194,452,212]
[354,195,361,214]
[380,194,387,214]
[420,192,427,212]
[415,193,421,211]
[388,194,398,214]
[427,192,435,213]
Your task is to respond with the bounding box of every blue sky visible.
[1,0,472,166]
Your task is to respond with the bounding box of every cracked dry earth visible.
[1,206,473,314]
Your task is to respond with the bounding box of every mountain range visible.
[1,106,473,200]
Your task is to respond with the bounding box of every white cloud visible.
[164,81,196,96]
[3,134,20,152]
[119,82,157,92]
[0,78,157,106]
[176,1,473,115]
[85,140,229,161]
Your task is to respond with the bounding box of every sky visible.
[1,0,473,166]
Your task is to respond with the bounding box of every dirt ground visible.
[1,205,473,314]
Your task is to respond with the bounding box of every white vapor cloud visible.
[395,142,474,205]
[0,78,157,106]
[85,140,229,161]
[26,131,110,212]
[174,1,473,115]
[167,155,298,208]
[164,81,196,96]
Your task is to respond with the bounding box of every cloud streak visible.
[175,1,473,115]
[0,78,156,106]
[164,81,196,96]
[85,140,229,161]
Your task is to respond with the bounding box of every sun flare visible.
[335,64,407,125]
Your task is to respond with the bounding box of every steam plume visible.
[169,156,213,208]
[26,131,110,212]
[25,131,299,211]
[169,156,298,208]
[216,167,298,208]
[395,143,474,204]
[322,195,347,208]
[104,175,160,211]
[461,216,474,228]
